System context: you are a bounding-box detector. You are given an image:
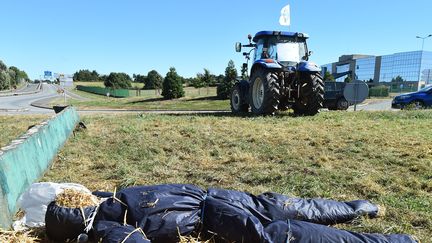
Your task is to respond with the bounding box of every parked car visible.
[392,86,432,109]
[324,82,350,110]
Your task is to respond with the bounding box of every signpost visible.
[343,80,369,111]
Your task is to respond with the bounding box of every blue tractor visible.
[231,31,324,115]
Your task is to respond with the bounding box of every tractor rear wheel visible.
[249,68,280,115]
[293,73,324,116]
[230,84,249,114]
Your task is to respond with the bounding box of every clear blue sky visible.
[1,0,431,79]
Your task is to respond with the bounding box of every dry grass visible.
[0,229,39,243]
[38,110,432,241]
[55,189,99,208]
[0,115,49,148]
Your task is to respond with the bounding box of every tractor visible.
[231,31,324,115]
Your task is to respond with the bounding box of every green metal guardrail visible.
[76,85,130,98]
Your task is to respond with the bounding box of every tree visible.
[0,60,6,72]
[73,69,99,82]
[217,60,238,99]
[134,74,147,84]
[391,75,404,83]
[7,69,16,86]
[344,75,352,83]
[144,70,163,92]
[9,66,28,83]
[197,69,215,95]
[0,71,11,90]
[324,71,335,81]
[104,72,132,89]
[162,67,184,99]
[99,75,108,83]
[193,70,207,95]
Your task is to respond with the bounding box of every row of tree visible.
[0,60,29,90]
[73,60,239,100]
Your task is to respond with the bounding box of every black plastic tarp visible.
[45,184,416,243]
[265,220,415,243]
[257,191,379,225]
[95,184,205,243]
[93,221,151,243]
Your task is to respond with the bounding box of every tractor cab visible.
[252,31,310,66]
[236,31,310,68]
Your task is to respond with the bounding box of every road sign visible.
[343,80,369,111]
[59,74,74,87]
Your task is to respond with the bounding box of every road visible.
[0,84,58,114]
[348,99,393,111]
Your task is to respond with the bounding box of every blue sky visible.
[0,0,431,79]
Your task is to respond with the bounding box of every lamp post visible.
[416,34,432,52]
[416,34,432,89]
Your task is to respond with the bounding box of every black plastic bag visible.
[265,220,417,243]
[93,221,151,243]
[96,184,205,243]
[202,190,270,242]
[45,201,96,242]
[257,192,379,225]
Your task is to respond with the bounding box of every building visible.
[321,51,432,91]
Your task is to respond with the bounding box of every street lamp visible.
[416,34,432,52]
[416,34,432,89]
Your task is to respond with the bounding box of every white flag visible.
[279,5,290,26]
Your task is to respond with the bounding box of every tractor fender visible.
[298,61,322,72]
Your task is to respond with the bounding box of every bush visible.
[369,85,389,97]
[144,70,163,90]
[104,72,132,89]
[0,71,11,90]
[217,60,238,99]
[162,67,184,99]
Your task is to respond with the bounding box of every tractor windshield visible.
[255,37,307,66]
[275,42,305,63]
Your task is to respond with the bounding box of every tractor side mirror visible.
[308,51,313,56]
[235,42,242,52]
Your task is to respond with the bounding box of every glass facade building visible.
[420,51,432,84]
[355,57,375,82]
[379,51,422,82]
[321,51,432,88]
[321,63,333,75]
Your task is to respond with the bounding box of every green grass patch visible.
[42,110,432,241]
[0,115,49,147]
[66,86,229,110]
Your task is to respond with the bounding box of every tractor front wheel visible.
[293,73,324,116]
[230,84,249,114]
[249,68,280,115]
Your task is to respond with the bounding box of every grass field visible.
[63,86,229,110]
[0,115,49,148]
[39,110,432,241]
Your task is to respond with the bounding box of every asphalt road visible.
[348,99,393,111]
[0,84,58,114]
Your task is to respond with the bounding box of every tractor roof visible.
[253,31,309,42]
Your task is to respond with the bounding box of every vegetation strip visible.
[39,110,432,241]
